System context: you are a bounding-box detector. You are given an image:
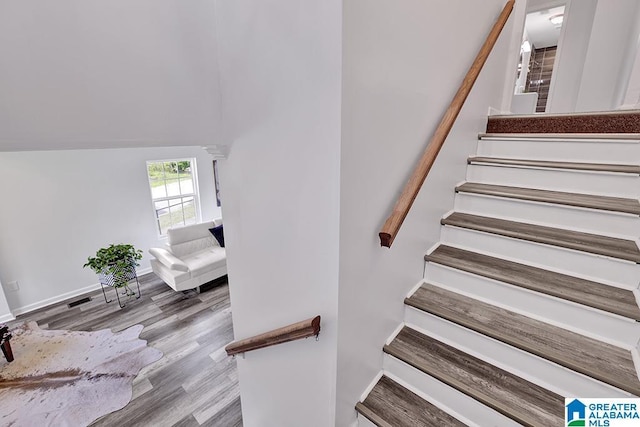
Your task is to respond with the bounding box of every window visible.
[146,159,199,235]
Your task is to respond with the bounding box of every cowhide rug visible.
[0,322,163,426]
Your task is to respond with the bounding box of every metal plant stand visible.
[98,264,141,308]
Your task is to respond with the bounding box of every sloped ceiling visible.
[0,0,223,151]
[525,5,566,49]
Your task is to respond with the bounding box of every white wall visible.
[546,0,598,113]
[526,0,568,12]
[575,0,640,111]
[0,0,222,151]
[611,2,640,109]
[213,0,342,426]
[0,146,219,314]
[337,0,514,425]
[622,39,640,108]
[502,0,529,113]
[0,279,13,322]
[548,0,640,113]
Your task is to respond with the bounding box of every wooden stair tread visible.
[425,245,640,320]
[456,182,640,215]
[441,212,640,262]
[385,327,564,426]
[356,376,466,427]
[467,156,640,174]
[406,285,640,396]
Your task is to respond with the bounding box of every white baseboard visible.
[137,267,153,276]
[12,267,154,316]
[13,283,102,316]
[359,370,383,402]
[0,313,15,323]
[618,103,640,110]
[488,106,511,116]
[356,415,376,427]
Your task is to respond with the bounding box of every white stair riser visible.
[357,414,377,427]
[466,164,639,198]
[477,138,640,163]
[423,265,640,348]
[383,355,519,427]
[454,192,640,238]
[403,306,633,398]
[440,226,639,288]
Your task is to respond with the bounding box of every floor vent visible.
[68,297,91,308]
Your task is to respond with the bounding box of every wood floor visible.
[426,245,640,319]
[407,284,640,396]
[456,181,640,215]
[7,273,242,427]
[356,376,466,427]
[384,327,565,426]
[442,211,640,262]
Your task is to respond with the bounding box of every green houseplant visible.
[84,244,143,307]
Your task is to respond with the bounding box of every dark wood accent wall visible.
[525,46,557,113]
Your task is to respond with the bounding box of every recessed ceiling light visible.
[549,14,564,26]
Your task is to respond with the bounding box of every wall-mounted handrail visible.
[379,0,515,248]
[225,315,321,356]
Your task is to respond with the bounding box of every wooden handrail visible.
[225,315,321,356]
[379,0,515,248]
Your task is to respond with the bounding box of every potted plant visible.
[84,244,143,307]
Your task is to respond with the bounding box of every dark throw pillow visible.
[209,224,225,247]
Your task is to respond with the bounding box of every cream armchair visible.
[149,219,226,292]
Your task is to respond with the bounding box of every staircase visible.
[357,114,640,426]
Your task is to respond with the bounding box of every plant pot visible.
[97,262,141,308]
